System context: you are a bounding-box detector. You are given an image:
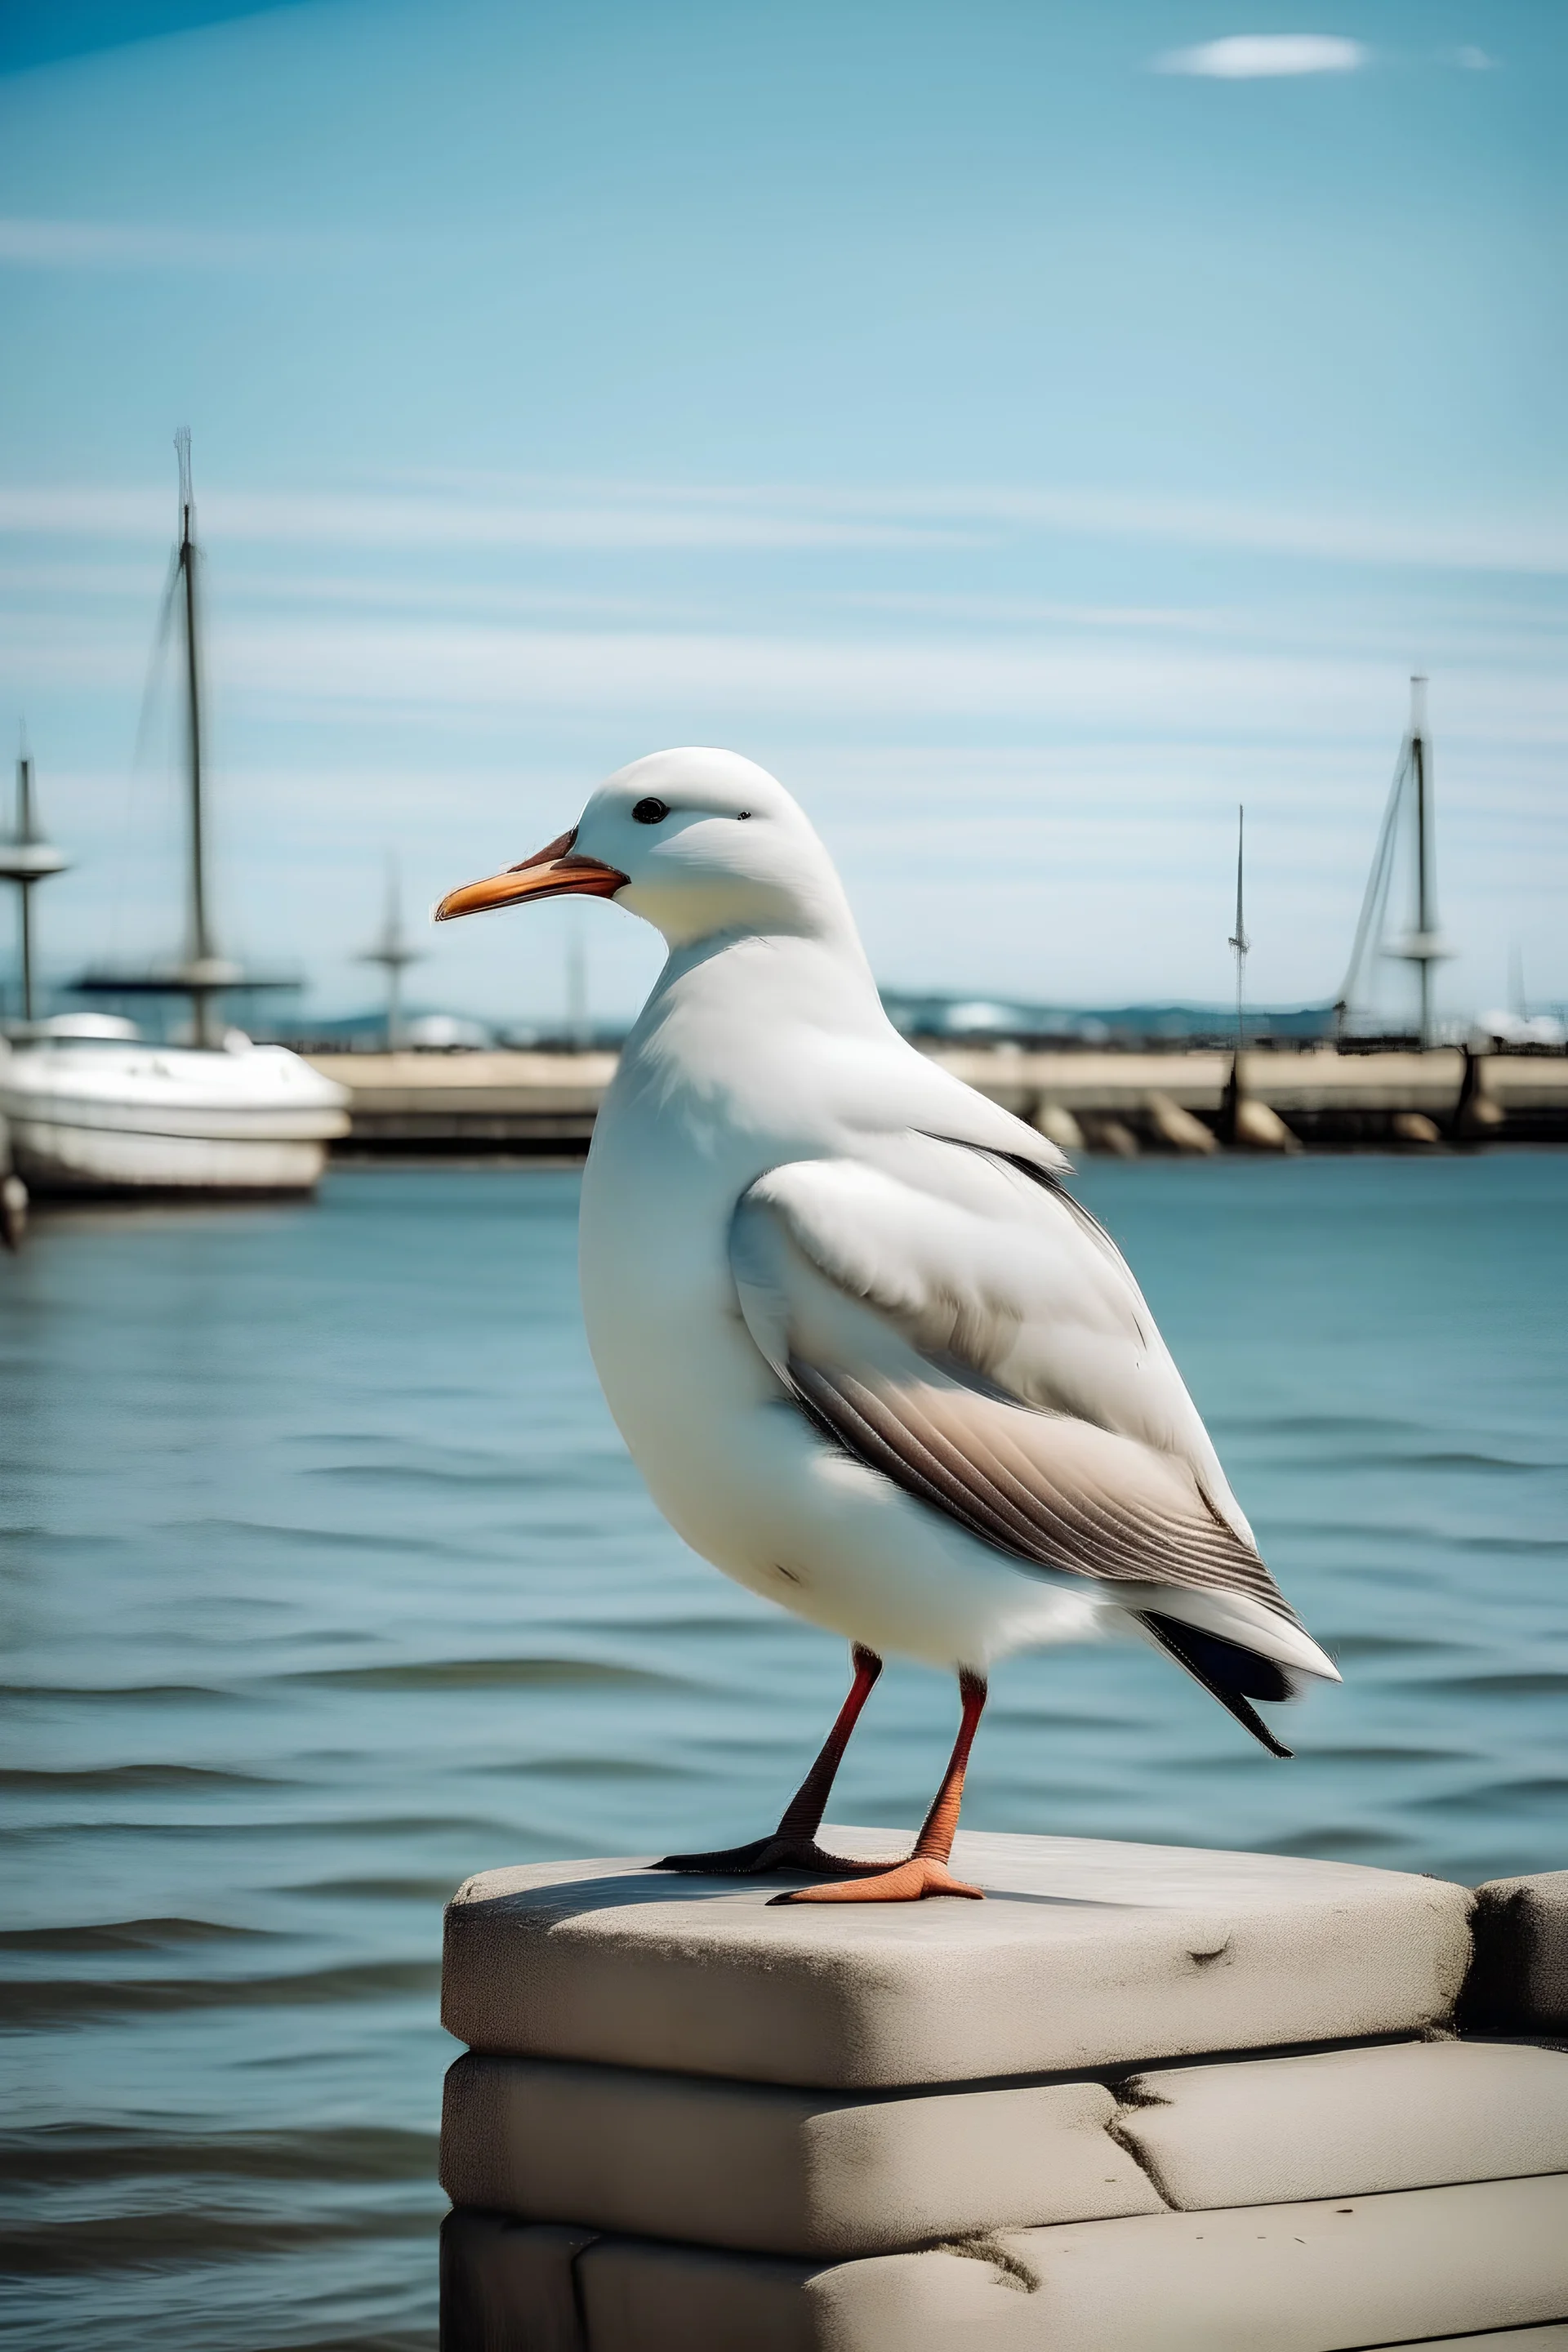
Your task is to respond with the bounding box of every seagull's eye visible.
[737,809,752,821]
[631,796,669,826]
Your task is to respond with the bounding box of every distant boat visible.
[1335,675,1453,1049]
[0,435,348,1195]
[358,858,422,1050]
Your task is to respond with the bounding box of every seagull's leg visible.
[653,1645,895,1878]
[772,1668,987,1904]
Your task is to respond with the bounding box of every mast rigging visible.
[0,736,70,1027]
[1334,675,1450,1049]
[1228,803,1249,1061]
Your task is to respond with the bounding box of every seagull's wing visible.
[730,1138,1336,1743]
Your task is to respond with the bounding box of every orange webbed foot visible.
[768,1853,983,1904]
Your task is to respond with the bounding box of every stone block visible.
[440,2052,1163,2257]
[1361,2336,1568,2351]
[440,2215,597,2352]
[1465,1871,1568,2032]
[443,1829,1472,2087]
[1116,2037,1568,2208]
[442,2176,1568,2351]
[442,2037,1568,2260]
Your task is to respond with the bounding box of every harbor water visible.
[3,1156,1566,2350]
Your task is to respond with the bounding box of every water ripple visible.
[3,1156,1566,2350]
[287,1655,676,1690]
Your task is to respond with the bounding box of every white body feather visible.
[579,893,1336,1688]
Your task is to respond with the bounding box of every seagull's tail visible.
[1136,1611,1298,1758]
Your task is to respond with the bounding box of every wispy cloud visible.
[12,605,1561,752]
[4,477,1566,576]
[839,485,1568,577]
[0,217,359,270]
[1152,36,1370,79]
[0,483,971,555]
[240,622,1568,747]
[827,590,1228,631]
[7,554,1544,680]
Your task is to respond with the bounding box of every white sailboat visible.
[1334,675,1453,1048]
[0,435,348,1196]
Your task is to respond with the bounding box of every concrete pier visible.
[310,1049,618,1155]
[310,1047,1568,1157]
[437,1832,1568,2349]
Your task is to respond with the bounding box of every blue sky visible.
[1,0,1562,1026]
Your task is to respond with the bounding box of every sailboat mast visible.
[1228,803,1249,1058]
[386,899,405,1054]
[2,733,69,1030]
[16,752,35,1024]
[1339,675,1452,1047]
[382,859,409,1051]
[359,857,421,1050]
[1409,675,1434,1049]
[176,430,218,1048]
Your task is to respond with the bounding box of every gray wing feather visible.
[789,1357,1295,1618]
[731,1145,1331,1673]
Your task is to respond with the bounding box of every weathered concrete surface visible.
[309,1049,615,1152]
[442,1829,1472,2087]
[441,2176,1568,2351]
[936,1045,1568,1128]
[441,2216,596,2352]
[1115,2038,1568,2210]
[1362,2336,1568,2350]
[1465,1870,1568,2034]
[310,1045,1568,1152]
[441,2038,1568,2258]
[441,2056,1164,2257]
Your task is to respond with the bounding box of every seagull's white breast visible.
[576,938,1104,1667]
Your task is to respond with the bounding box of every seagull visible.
[436,749,1339,1904]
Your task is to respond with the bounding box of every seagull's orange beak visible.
[434,829,628,922]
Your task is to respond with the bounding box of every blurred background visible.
[1,0,1564,1034]
[2,6,1566,2350]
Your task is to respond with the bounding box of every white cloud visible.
[4,476,1567,576]
[1451,45,1494,70]
[0,483,970,555]
[0,487,169,536]
[831,484,1568,577]
[11,604,1561,755]
[1153,35,1370,78]
[826,590,1227,631]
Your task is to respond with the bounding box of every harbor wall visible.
[307,1045,1568,1156]
[436,1833,1568,2350]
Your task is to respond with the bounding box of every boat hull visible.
[0,1040,350,1197]
[6,1120,333,1194]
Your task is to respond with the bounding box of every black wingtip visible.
[1138,1611,1294,1758]
[1221,1693,1294,1761]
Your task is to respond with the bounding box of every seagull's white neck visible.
[623,841,866,957]
[648,909,884,1039]
[591,914,896,1160]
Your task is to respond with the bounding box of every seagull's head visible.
[434,748,856,951]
